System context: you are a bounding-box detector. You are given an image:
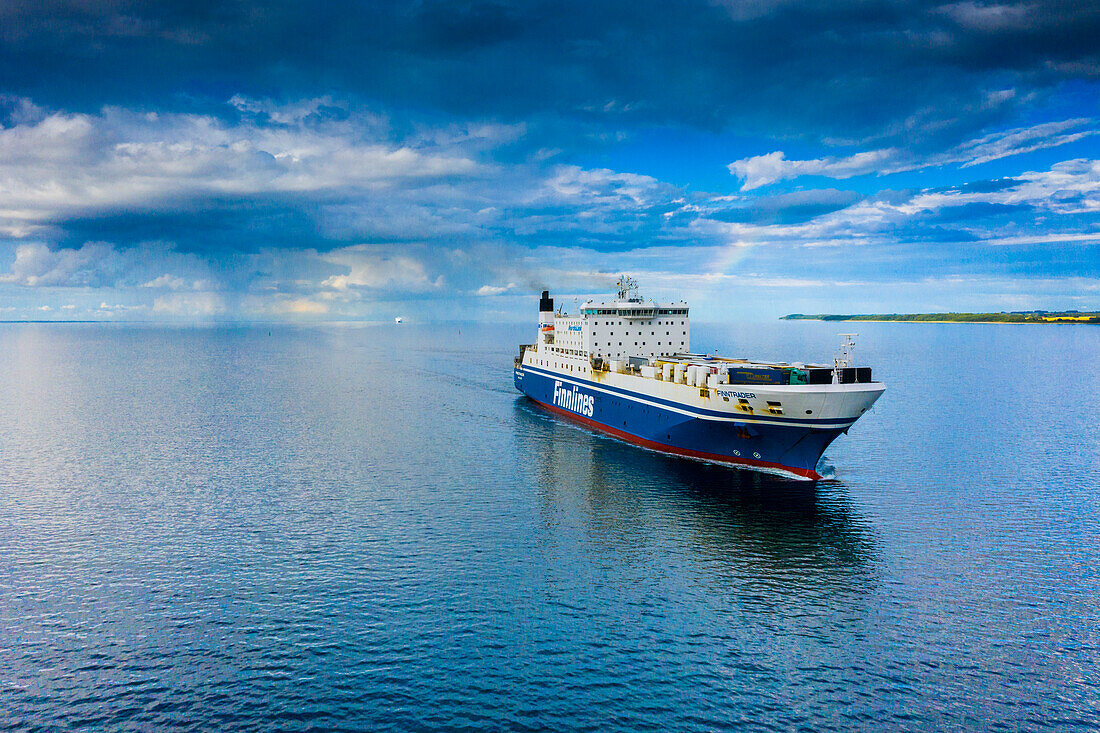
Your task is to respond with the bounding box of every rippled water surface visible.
[2,321,1099,731]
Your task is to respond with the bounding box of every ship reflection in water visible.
[514,399,878,603]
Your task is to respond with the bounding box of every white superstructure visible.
[538,276,690,362]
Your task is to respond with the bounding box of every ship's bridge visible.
[586,305,658,319]
[531,278,691,363]
[577,299,690,361]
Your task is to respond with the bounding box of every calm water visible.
[2,321,1098,731]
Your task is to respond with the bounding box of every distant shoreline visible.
[782,312,1100,324]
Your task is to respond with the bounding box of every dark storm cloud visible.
[929,1,1100,73]
[2,0,1098,143]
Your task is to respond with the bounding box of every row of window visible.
[582,308,688,316]
[591,320,685,326]
[532,359,581,372]
[595,341,686,348]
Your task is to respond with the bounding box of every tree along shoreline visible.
[781,312,1100,324]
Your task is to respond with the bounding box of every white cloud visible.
[476,283,517,295]
[228,95,368,127]
[321,245,441,292]
[142,274,192,290]
[0,241,217,290]
[955,119,1098,168]
[0,242,120,287]
[728,119,1098,189]
[0,98,671,266]
[897,158,1100,216]
[544,165,664,205]
[728,149,896,190]
[0,99,482,235]
[703,156,1100,265]
[96,302,147,317]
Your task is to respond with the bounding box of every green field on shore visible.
[782,311,1100,324]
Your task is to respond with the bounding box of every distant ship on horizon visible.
[513,277,885,480]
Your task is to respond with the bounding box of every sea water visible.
[2,321,1098,731]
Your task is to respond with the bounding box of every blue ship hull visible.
[515,365,845,480]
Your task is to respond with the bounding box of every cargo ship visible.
[513,277,885,480]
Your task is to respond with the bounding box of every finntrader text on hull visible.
[513,277,885,481]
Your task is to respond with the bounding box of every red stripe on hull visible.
[530,397,821,481]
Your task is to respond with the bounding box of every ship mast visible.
[616,275,640,302]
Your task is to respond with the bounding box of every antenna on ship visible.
[836,334,857,367]
[616,275,640,302]
[834,334,857,383]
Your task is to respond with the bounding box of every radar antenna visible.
[616,275,641,302]
[835,334,857,369]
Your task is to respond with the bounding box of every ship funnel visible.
[538,290,554,329]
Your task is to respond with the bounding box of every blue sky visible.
[1,0,1098,321]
